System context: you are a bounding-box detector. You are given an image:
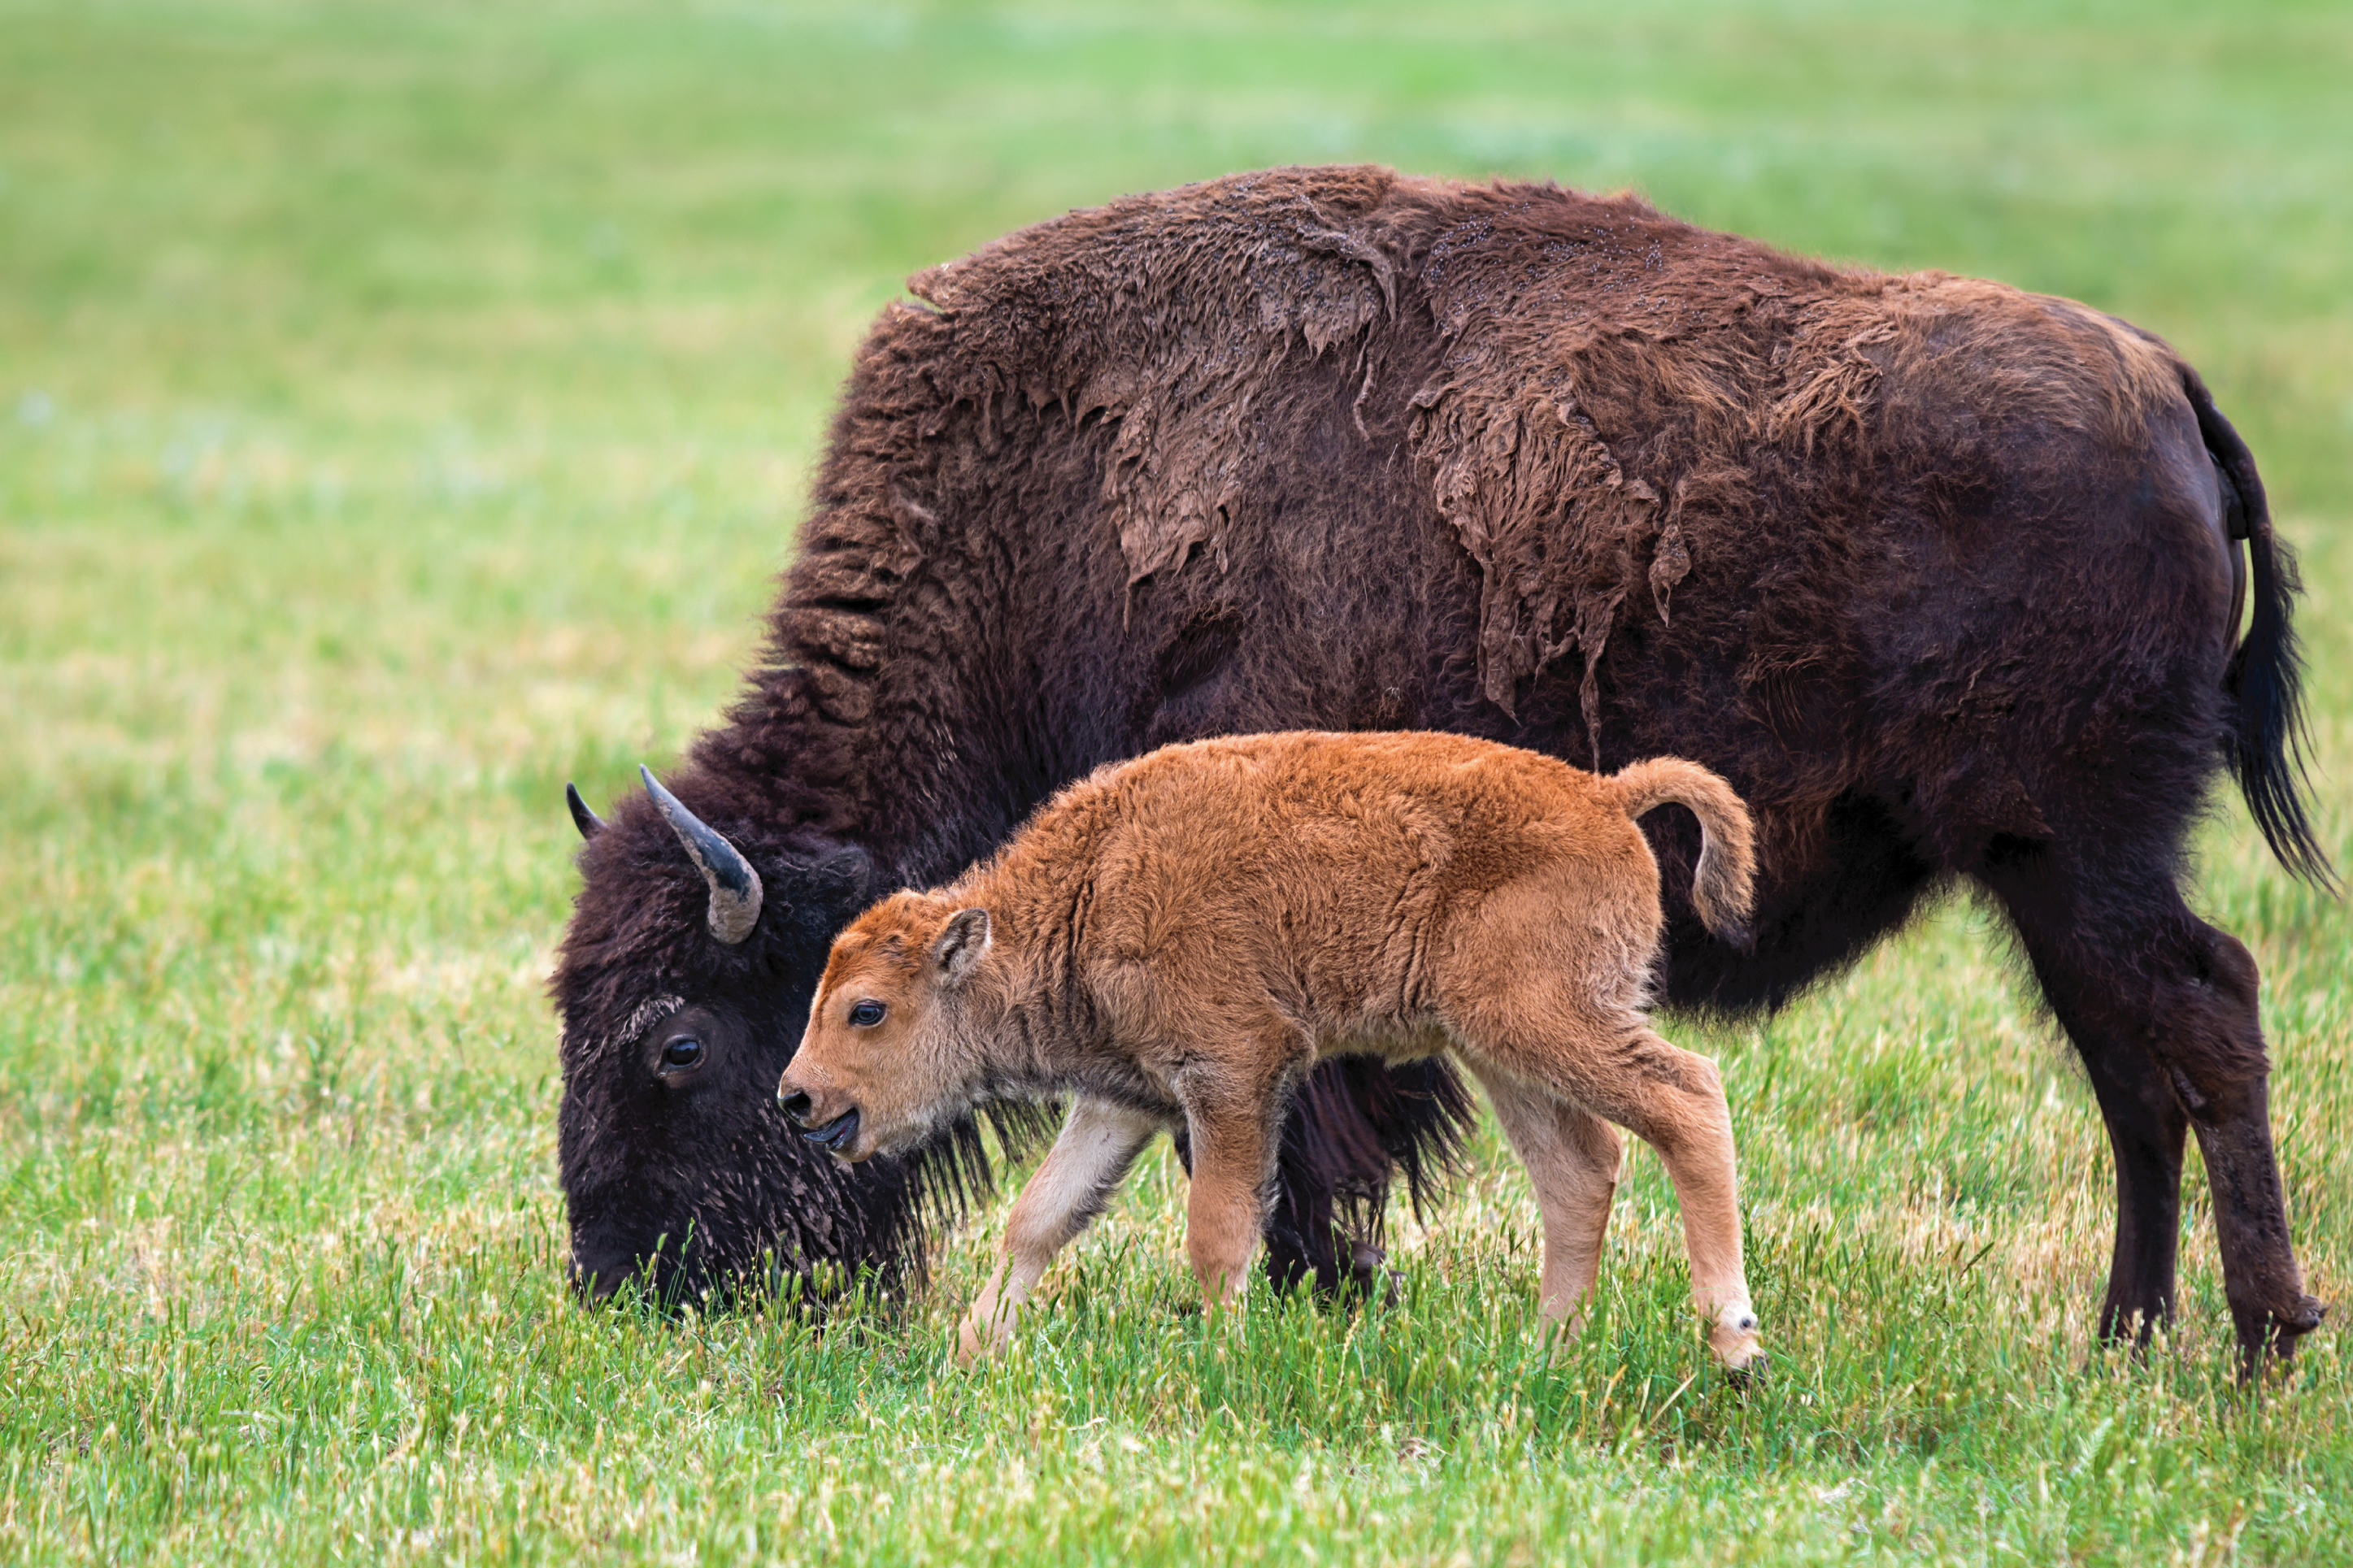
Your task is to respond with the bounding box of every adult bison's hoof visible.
[2235,1293,2328,1378]
[1349,1243,1403,1309]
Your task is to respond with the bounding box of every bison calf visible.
[777,732,1764,1372]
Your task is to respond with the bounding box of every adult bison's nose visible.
[568,1216,705,1310]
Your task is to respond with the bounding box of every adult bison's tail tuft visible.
[1603,758,1758,952]
[2187,376,2338,892]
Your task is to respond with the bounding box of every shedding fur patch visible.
[1401,193,1869,738]
[910,167,1402,594]
[761,165,2215,896]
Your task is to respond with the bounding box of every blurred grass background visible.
[2,1,2347,1561]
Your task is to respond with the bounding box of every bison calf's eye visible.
[848,1001,886,1027]
[659,1037,705,1072]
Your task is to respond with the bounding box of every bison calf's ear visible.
[930,908,992,987]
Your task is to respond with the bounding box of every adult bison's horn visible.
[639,764,764,944]
[565,782,605,840]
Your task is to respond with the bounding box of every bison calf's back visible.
[778,732,1765,1372]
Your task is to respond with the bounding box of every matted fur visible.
[553,166,2324,1363]
[777,734,1764,1369]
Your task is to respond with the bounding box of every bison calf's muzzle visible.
[781,1094,862,1158]
[776,1072,869,1159]
[789,732,1768,1376]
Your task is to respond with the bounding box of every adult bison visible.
[553,166,2328,1366]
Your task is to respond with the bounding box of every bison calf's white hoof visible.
[1710,1301,1764,1375]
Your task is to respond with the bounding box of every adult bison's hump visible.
[820,167,2207,768]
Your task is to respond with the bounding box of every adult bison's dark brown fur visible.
[553,167,2328,1366]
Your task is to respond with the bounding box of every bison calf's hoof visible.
[1711,1303,1764,1376]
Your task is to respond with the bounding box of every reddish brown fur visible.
[779,732,1764,1370]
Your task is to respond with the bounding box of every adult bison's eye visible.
[848,1000,886,1028]
[659,1036,705,1071]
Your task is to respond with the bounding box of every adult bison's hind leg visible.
[2072,1029,2191,1346]
[1981,849,2324,1370]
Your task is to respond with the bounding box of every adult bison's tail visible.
[1603,758,1758,953]
[2186,375,2338,890]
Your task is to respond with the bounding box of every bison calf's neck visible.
[778,731,1766,1373]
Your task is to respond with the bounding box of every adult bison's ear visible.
[565,782,605,840]
[811,845,875,910]
[639,764,764,944]
[929,908,991,988]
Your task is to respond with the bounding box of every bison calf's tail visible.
[1602,759,1758,953]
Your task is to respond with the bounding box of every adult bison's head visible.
[550,767,929,1306]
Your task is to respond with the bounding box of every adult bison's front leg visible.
[1989,862,2325,1370]
[1256,1057,1476,1297]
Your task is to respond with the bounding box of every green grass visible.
[2,1,2348,1560]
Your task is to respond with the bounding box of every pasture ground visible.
[2,2,2348,1561]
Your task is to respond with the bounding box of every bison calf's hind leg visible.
[1476,1013,1761,1372]
[1470,1066,1622,1347]
[1605,1034,1762,1371]
[958,1097,1161,1366]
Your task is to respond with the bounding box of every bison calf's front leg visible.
[957,1097,1160,1367]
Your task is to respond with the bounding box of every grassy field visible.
[3,1,2349,1561]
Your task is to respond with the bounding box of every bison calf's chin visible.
[791,732,1769,1376]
